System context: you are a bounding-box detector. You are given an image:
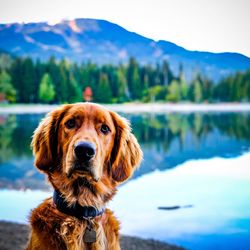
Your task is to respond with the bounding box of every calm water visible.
[0,112,250,249]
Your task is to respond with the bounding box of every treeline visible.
[0,55,250,103]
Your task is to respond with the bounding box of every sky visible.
[0,0,250,57]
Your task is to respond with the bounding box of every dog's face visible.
[31,103,142,206]
[59,104,116,182]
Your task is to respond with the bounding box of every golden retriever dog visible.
[26,102,142,250]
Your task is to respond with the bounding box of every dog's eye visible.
[65,119,76,129]
[100,124,110,134]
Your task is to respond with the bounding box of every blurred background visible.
[0,0,250,249]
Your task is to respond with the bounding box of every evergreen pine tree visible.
[162,60,171,86]
[34,59,46,103]
[95,73,112,103]
[202,78,213,102]
[38,73,55,103]
[10,58,23,102]
[0,71,16,102]
[166,80,181,102]
[47,56,61,102]
[190,78,203,103]
[127,58,141,99]
[22,57,36,103]
[58,59,69,103]
[117,65,128,101]
[179,66,188,100]
[68,74,82,103]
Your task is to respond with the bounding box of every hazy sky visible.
[0,0,250,56]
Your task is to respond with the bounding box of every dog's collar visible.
[53,190,105,219]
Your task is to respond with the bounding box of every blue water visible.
[0,112,250,249]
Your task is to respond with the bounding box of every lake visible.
[0,110,250,250]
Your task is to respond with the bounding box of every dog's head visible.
[31,103,142,206]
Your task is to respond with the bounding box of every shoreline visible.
[0,103,250,114]
[0,221,184,250]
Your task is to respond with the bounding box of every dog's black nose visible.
[74,141,96,162]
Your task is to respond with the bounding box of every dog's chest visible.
[61,219,107,250]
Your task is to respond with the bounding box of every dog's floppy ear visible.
[110,111,143,183]
[31,106,69,172]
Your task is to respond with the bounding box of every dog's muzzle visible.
[67,141,98,180]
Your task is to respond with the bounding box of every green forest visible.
[0,54,250,104]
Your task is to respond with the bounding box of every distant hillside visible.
[0,18,250,81]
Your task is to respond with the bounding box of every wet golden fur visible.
[26,103,142,250]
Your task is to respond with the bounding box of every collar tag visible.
[83,219,96,243]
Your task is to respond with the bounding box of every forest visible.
[0,54,250,104]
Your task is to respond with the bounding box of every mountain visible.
[0,18,250,81]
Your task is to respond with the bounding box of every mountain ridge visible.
[0,18,250,81]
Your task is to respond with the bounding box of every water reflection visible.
[0,115,17,162]
[0,112,250,190]
[0,114,40,162]
[131,113,250,149]
[129,112,250,177]
[0,114,46,190]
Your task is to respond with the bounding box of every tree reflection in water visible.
[0,112,250,189]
